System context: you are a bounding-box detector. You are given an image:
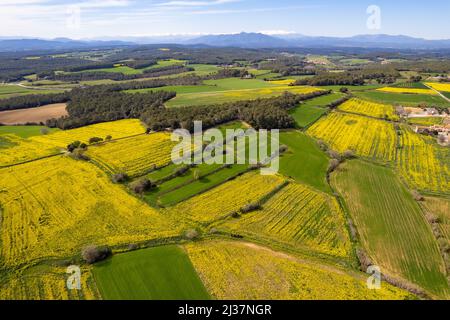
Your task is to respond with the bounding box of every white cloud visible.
[260,30,296,35]
[158,0,239,7]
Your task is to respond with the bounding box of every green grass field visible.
[279,131,331,193]
[407,117,444,126]
[289,93,344,128]
[147,164,249,207]
[393,82,429,89]
[93,245,210,300]
[320,85,383,92]
[331,160,449,298]
[0,126,59,138]
[355,90,449,107]
[165,84,321,107]
[0,84,63,99]
[74,59,186,75]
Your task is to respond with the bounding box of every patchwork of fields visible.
[168,171,286,223]
[165,85,323,107]
[217,182,352,258]
[0,119,147,167]
[307,112,397,162]
[0,156,180,267]
[331,160,449,298]
[185,241,413,300]
[1,59,450,301]
[87,132,176,177]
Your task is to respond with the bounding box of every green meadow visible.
[93,246,210,300]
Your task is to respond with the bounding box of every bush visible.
[67,141,81,152]
[130,178,154,194]
[316,140,328,151]
[89,137,104,144]
[342,150,356,159]
[40,127,49,135]
[69,148,90,161]
[81,245,111,264]
[112,173,129,183]
[327,159,340,173]
[241,202,261,213]
[327,150,341,161]
[128,243,139,251]
[185,229,199,240]
[412,190,424,201]
[173,165,190,177]
[105,135,112,141]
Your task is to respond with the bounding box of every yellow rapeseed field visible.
[0,119,146,167]
[338,98,399,120]
[218,183,352,258]
[0,156,180,267]
[376,87,437,95]
[185,241,413,300]
[267,79,296,85]
[307,112,397,162]
[425,82,450,92]
[222,86,322,99]
[0,266,99,300]
[397,125,450,194]
[86,132,176,177]
[168,171,286,223]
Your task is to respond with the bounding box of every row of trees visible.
[51,65,193,82]
[0,92,70,111]
[293,66,400,86]
[47,89,176,129]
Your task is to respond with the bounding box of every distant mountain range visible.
[0,38,134,52]
[2,32,450,51]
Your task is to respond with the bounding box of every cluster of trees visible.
[141,91,329,132]
[259,57,316,76]
[0,55,93,82]
[294,66,400,86]
[294,72,365,86]
[393,60,450,74]
[47,88,175,129]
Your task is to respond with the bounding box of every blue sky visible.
[1,0,449,39]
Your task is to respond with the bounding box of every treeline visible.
[141,91,330,132]
[0,92,70,112]
[51,65,193,82]
[393,60,450,73]
[294,66,400,86]
[259,57,316,76]
[47,90,176,129]
[0,56,94,82]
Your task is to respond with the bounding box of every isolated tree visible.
[130,178,154,194]
[81,245,111,264]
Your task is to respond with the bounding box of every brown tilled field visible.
[0,103,67,125]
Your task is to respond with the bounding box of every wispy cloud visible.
[157,0,240,7]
